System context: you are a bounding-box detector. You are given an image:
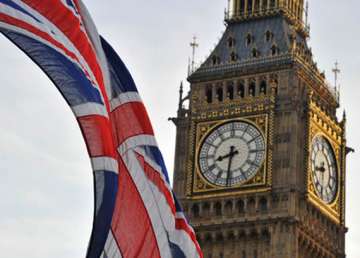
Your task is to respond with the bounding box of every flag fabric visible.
[0,1,202,258]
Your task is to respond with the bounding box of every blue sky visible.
[0,0,359,257]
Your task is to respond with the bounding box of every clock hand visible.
[215,170,223,183]
[216,149,239,162]
[226,146,237,186]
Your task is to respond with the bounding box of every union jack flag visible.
[0,1,203,257]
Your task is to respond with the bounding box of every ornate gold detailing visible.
[306,100,344,224]
[187,113,273,198]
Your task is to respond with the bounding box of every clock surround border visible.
[187,113,273,198]
[306,98,344,224]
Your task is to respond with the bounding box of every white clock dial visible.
[198,121,266,187]
[311,136,338,204]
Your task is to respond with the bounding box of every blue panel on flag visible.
[0,0,41,22]
[87,170,118,258]
[143,145,171,183]
[3,30,104,107]
[169,241,187,258]
[101,37,138,95]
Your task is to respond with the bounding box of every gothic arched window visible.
[225,200,233,215]
[249,81,256,96]
[263,0,269,10]
[216,87,223,102]
[260,80,267,94]
[212,55,220,65]
[248,0,253,13]
[240,0,245,13]
[242,250,247,258]
[271,44,278,56]
[246,33,252,45]
[265,30,273,42]
[237,199,245,213]
[252,48,259,58]
[248,198,256,212]
[270,0,276,8]
[191,204,200,218]
[238,81,245,98]
[228,37,236,48]
[206,86,213,103]
[202,202,210,216]
[261,229,271,242]
[254,0,260,12]
[230,52,238,62]
[227,82,234,100]
[214,202,222,216]
[259,197,268,211]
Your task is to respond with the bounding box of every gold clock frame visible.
[307,99,344,224]
[188,113,273,198]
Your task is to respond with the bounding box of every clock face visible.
[311,136,338,204]
[198,121,266,187]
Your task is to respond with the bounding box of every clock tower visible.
[171,0,347,257]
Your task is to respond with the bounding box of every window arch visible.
[260,80,267,95]
[254,0,260,12]
[238,81,245,98]
[202,202,210,216]
[263,0,269,10]
[246,33,252,45]
[227,231,235,241]
[214,202,222,216]
[224,200,233,215]
[239,0,245,13]
[271,45,278,56]
[265,30,273,42]
[216,87,224,102]
[206,86,213,103]
[248,197,256,212]
[228,37,236,48]
[261,228,271,242]
[249,80,256,96]
[259,197,268,211]
[230,52,238,62]
[237,199,245,213]
[270,0,276,8]
[248,0,253,13]
[252,48,259,58]
[242,250,247,258]
[212,55,220,65]
[191,203,200,218]
[227,82,234,100]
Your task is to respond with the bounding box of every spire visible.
[178,81,184,110]
[332,61,341,91]
[190,36,199,74]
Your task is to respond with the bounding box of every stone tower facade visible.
[172,1,347,257]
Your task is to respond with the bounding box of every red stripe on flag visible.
[175,218,204,258]
[21,0,110,112]
[135,153,176,215]
[0,14,82,65]
[110,102,154,145]
[111,157,161,258]
[136,152,204,257]
[78,115,115,158]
